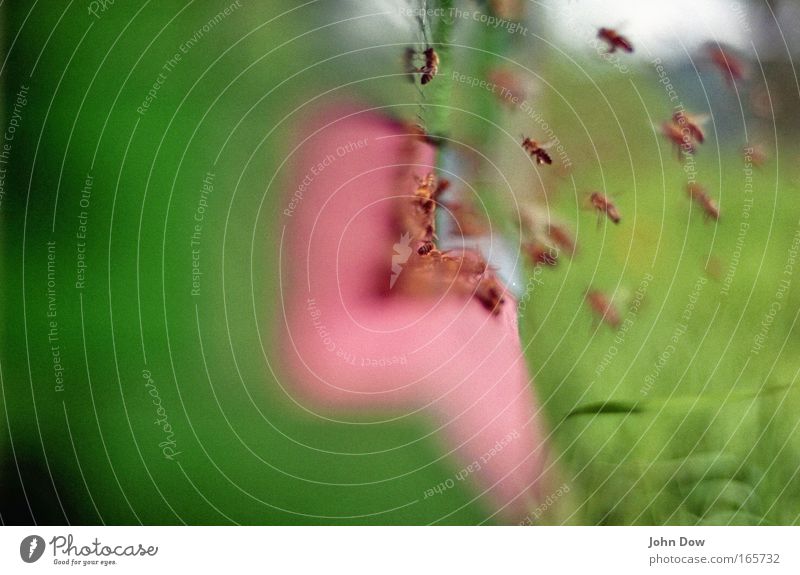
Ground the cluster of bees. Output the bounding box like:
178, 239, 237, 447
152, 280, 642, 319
392, 172, 506, 315
397, 27, 751, 325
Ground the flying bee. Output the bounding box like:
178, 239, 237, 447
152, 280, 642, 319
588, 191, 621, 225
490, 0, 525, 21
487, 67, 530, 107
449, 250, 504, 314
672, 111, 708, 144
585, 289, 621, 329
434, 177, 450, 197
598, 27, 634, 53
705, 255, 723, 282
749, 85, 775, 120
745, 143, 768, 168
660, 120, 696, 158
446, 201, 489, 237
521, 137, 553, 165
458, 250, 490, 277
706, 43, 747, 87
475, 275, 506, 315
687, 183, 720, 221
547, 222, 576, 256
523, 241, 558, 266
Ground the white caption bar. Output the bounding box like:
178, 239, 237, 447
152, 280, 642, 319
1, 526, 798, 574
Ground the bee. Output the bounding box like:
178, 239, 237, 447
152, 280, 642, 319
475, 275, 506, 315
446, 201, 489, 237
547, 222, 576, 256
398, 173, 445, 255
521, 137, 553, 165
523, 241, 558, 266
672, 111, 707, 144
404, 46, 439, 86
420, 47, 439, 85
750, 85, 774, 120
394, 178, 506, 317
745, 143, 768, 168
704, 255, 723, 282
417, 241, 434, 255
490, 0, 525, 21
589, 191, 621, 225
459, 251, 490, 279
598, 27, 633, 53
706, 43, 747, 87
414, 173, 448, 211
585, 289, 621, 329
687, 183, 720, 221
487, 67, 529, 107
660, 120, 696, 158
399, 248, 506, 316
450, 251, 505, 315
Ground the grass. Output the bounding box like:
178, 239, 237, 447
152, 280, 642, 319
2, 0, 799, 525
515, 55, 800, 524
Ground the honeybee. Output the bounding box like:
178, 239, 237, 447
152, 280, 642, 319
661, 120, 696, 157
396, 247, 505, 316
706, 43, 747, 87
394, 176, 506, 317
585, 289, 621, 328
458, 250, 490, 277
420, 47, 439, 85
588, 191, 621, 225
523, 241, 558, 266
487, 67, 529, 107
398, 173, 445, 254
446, 201, 489, 237
404, 47, 440, 86
490, 0, 525, 21
687, 183, 720, 221
449, 251, 505, 315
705, 255, 723, 282
672, 111, 707, 144
417, 240, 435, 255
547, 222, 576, 256
598, 27, 633, 53
745, 143, 768, 168
414, 173, 448, 210
475, 275, 506, 315
521, 137, 553, 165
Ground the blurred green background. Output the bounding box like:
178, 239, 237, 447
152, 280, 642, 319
2, 0, 799, 525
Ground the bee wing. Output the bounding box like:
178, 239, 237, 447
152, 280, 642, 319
579, 191, 597, 211
693, 113, 710, 124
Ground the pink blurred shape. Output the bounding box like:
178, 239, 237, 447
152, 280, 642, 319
280, 106, 549, 522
